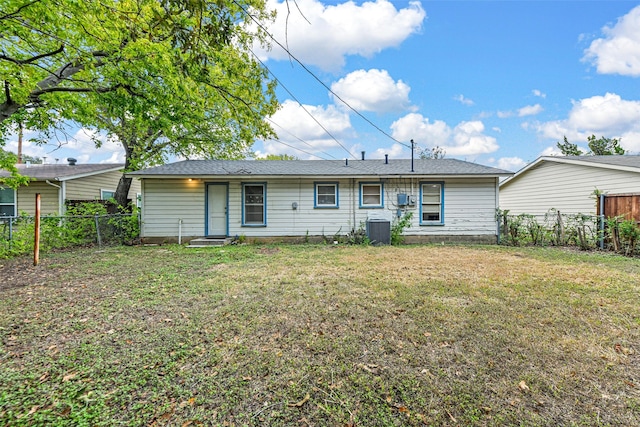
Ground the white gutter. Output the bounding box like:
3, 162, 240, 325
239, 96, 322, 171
45, 180, 64, 215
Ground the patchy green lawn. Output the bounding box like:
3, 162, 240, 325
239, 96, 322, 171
1, 244, 639, 426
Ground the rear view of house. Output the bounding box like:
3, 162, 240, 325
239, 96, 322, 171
128, 158, 512, 244
0, 160, 140, 216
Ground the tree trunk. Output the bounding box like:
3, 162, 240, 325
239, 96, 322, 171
114, 143, 134, 208
114, 174, 133, 208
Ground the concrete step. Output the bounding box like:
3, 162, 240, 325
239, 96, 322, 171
186, 237, 230, 248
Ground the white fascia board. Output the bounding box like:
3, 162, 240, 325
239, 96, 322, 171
56, 166, 124, 181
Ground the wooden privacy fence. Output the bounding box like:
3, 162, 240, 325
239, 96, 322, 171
597, 193, 640, 222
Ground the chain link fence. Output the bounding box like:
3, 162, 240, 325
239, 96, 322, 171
1, 213, 140, 258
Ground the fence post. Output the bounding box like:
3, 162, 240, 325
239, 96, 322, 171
8, 217, 13, 250
599, 193, 605, 250
556, 210, 564, 245
94, 214, 102, 248
34, 193, 41, 266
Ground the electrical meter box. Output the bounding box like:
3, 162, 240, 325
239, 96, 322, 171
397, 193, 408, 206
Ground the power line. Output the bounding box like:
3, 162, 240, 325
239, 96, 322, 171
266, 118, 337, 160
235, 0, 412, 151
251, 51, 353, 159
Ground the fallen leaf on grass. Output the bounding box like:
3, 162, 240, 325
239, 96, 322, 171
395, 405, 409, 413
357, 363, 380, 374
288, 393, 310, 407
446, 410, 457, 423
62, 372, 77, 382
518, 380, 530, 392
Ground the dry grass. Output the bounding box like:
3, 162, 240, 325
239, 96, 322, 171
1, 244, 639, 426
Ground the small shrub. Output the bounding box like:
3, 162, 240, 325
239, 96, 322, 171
391, 212, 413, 246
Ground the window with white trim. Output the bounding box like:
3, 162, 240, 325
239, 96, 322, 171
420, 182, 443, 224
314, 182, 338, 208
242, 183, 266, 226
359, 182, 383, 208
0, 187, 16, 217
101, 189, 116, 200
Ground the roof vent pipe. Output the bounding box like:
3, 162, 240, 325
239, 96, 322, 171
385, 154, 389, 164
67, 157, 77, 166
345, 158, 348, 166
361, 151, 365, 160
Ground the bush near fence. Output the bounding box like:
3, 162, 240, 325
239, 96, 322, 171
497, 209, 640, 257
0, 202, 140, 259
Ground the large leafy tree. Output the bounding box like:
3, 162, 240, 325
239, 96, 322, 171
1, 0, 278, 205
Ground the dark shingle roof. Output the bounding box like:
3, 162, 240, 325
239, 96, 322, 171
128, 159, 512, 178
0, 164, 124, 180
561, 155, 640, 169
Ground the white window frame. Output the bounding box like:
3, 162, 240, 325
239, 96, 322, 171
0, 187, 17, 217
314, 182, 339, 208
242, 183, 267, 226
359, 182, 384, 208
420, 182, 444, 225
100, 189, 116, 200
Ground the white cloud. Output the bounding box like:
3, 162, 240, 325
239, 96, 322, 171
497, 110, 513, 119
371, 143, 406, 159
540, 146, 562, 157
265, 99, 354, 157
583, 5, 640, 76
532, 89, 546, 98
495, 157, 526, 172
2, 127, 125, 164
256, 0, 426, 71
330, 69, 414, 113
498, 104, 543, 119
390, 113, 499, 156
533, 93, 640, 151
518, 104, 543, 117
453, 94, 474, 106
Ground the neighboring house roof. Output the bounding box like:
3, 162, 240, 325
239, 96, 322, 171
500, 155, 640, 188
128, 159, 513, 178
0, 164, 125, 182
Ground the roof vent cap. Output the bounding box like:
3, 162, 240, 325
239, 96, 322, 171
67, 158, 77, 166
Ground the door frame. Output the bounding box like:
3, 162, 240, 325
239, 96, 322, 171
205, 182, 229, 237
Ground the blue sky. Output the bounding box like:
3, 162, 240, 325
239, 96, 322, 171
6, 0, 640, 172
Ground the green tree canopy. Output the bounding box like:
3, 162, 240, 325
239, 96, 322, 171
1, 0, 279, 205
419, 145, 446, 159
587, 134, 625, 155
556, 136, 583, 156
556, 135, 626, 156
258, 153, 298, 160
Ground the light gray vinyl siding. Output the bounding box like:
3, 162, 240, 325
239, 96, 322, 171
140, 176, 499, 238
141, 179, 206, 238
500, 162, 640, 217
17, 182, 60, 215
65, 170, 140, 200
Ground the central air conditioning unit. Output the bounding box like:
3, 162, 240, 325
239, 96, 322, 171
366, 212, 391, 245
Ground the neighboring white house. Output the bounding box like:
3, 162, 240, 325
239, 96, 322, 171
128, 158, 513, 244
499, 155, 640, 217
0, 161, 141, 216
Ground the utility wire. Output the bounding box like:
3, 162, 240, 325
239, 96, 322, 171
251, 51, 350, 160
235, 0, 412, 151
263, 132, 331, 160
266, 118, 337, 160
